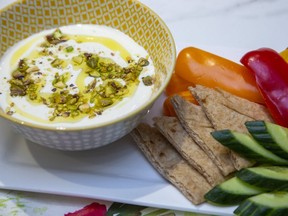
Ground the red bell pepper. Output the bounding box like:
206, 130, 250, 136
241, 48, 288, 127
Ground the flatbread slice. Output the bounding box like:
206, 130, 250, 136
154, 116, 224, 186
171, 95, 235, 176
189, 85, 273, 131
130, 123, 212, 205
190, 85, 272, 170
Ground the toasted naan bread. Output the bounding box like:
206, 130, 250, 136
190, 85, 272, 170
130, 123, 212, 205
171, 95, 235, 176
154, 116, 224, 185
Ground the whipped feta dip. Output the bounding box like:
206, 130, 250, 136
0, 24, 155, 128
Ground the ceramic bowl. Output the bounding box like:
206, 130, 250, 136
0, 0, 176, 150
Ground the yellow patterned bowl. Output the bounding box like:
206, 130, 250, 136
0, 0, 176, 150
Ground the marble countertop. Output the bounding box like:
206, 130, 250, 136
142, 0, 288, 51
0, 0, 288, 215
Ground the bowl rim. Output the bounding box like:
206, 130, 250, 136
0, 0, 176, 131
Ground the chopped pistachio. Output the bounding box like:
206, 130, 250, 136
138, 57, 149, 67
62, 112, 70, 118
142, 76, 153, 86
22, 77, 33, 85
6, 110, 14, 115
87, 70, 100, 77
53, 29, 63, 39
84, 53, 92, 59
88, 112, 97, 119
65, 46, 74, 52
10, 85, 26, 96
100, 98, 113, 107
46, 29, 67, 45
86, 56, 99, 69
71, 110, 80, 117
26, 66, 40, 73
53, 81, 66, 89
72, 55, 84, 64
85, 79, 97, 93
49, 116, 56, 121
105, 85, 115, 97
18, 59, 29, 72
12, 70, 24, 79
78, 103, 91, 113
68, 97, 78, 105
51, 58, 64, 67
67, 104, 78, 111
52, 72, 70, 89
29, 92, 38, 100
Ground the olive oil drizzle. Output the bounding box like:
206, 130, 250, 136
67, 35, 131, 61
10, 36, 42, 68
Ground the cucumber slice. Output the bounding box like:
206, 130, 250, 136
236, 166, 288, 191
246, 121, 288, 159
204, 177, 264, 205
211, 130, 288, 165
234, 192, 288, 216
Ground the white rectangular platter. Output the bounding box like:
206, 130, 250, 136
0, 35, 252, 215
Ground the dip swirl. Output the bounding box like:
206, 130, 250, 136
0, 24, 155, 128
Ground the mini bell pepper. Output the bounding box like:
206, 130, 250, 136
165, 73, 193, 96
163, 90, 198, 116
175, 47, 264, 104
280, 48, 288, 62
241, 48, 288, 127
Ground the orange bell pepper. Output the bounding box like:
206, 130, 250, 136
163, 96, 176, 116
174, 47, 265, 104
163, 90, 198, 116
165, 73, 193, 96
